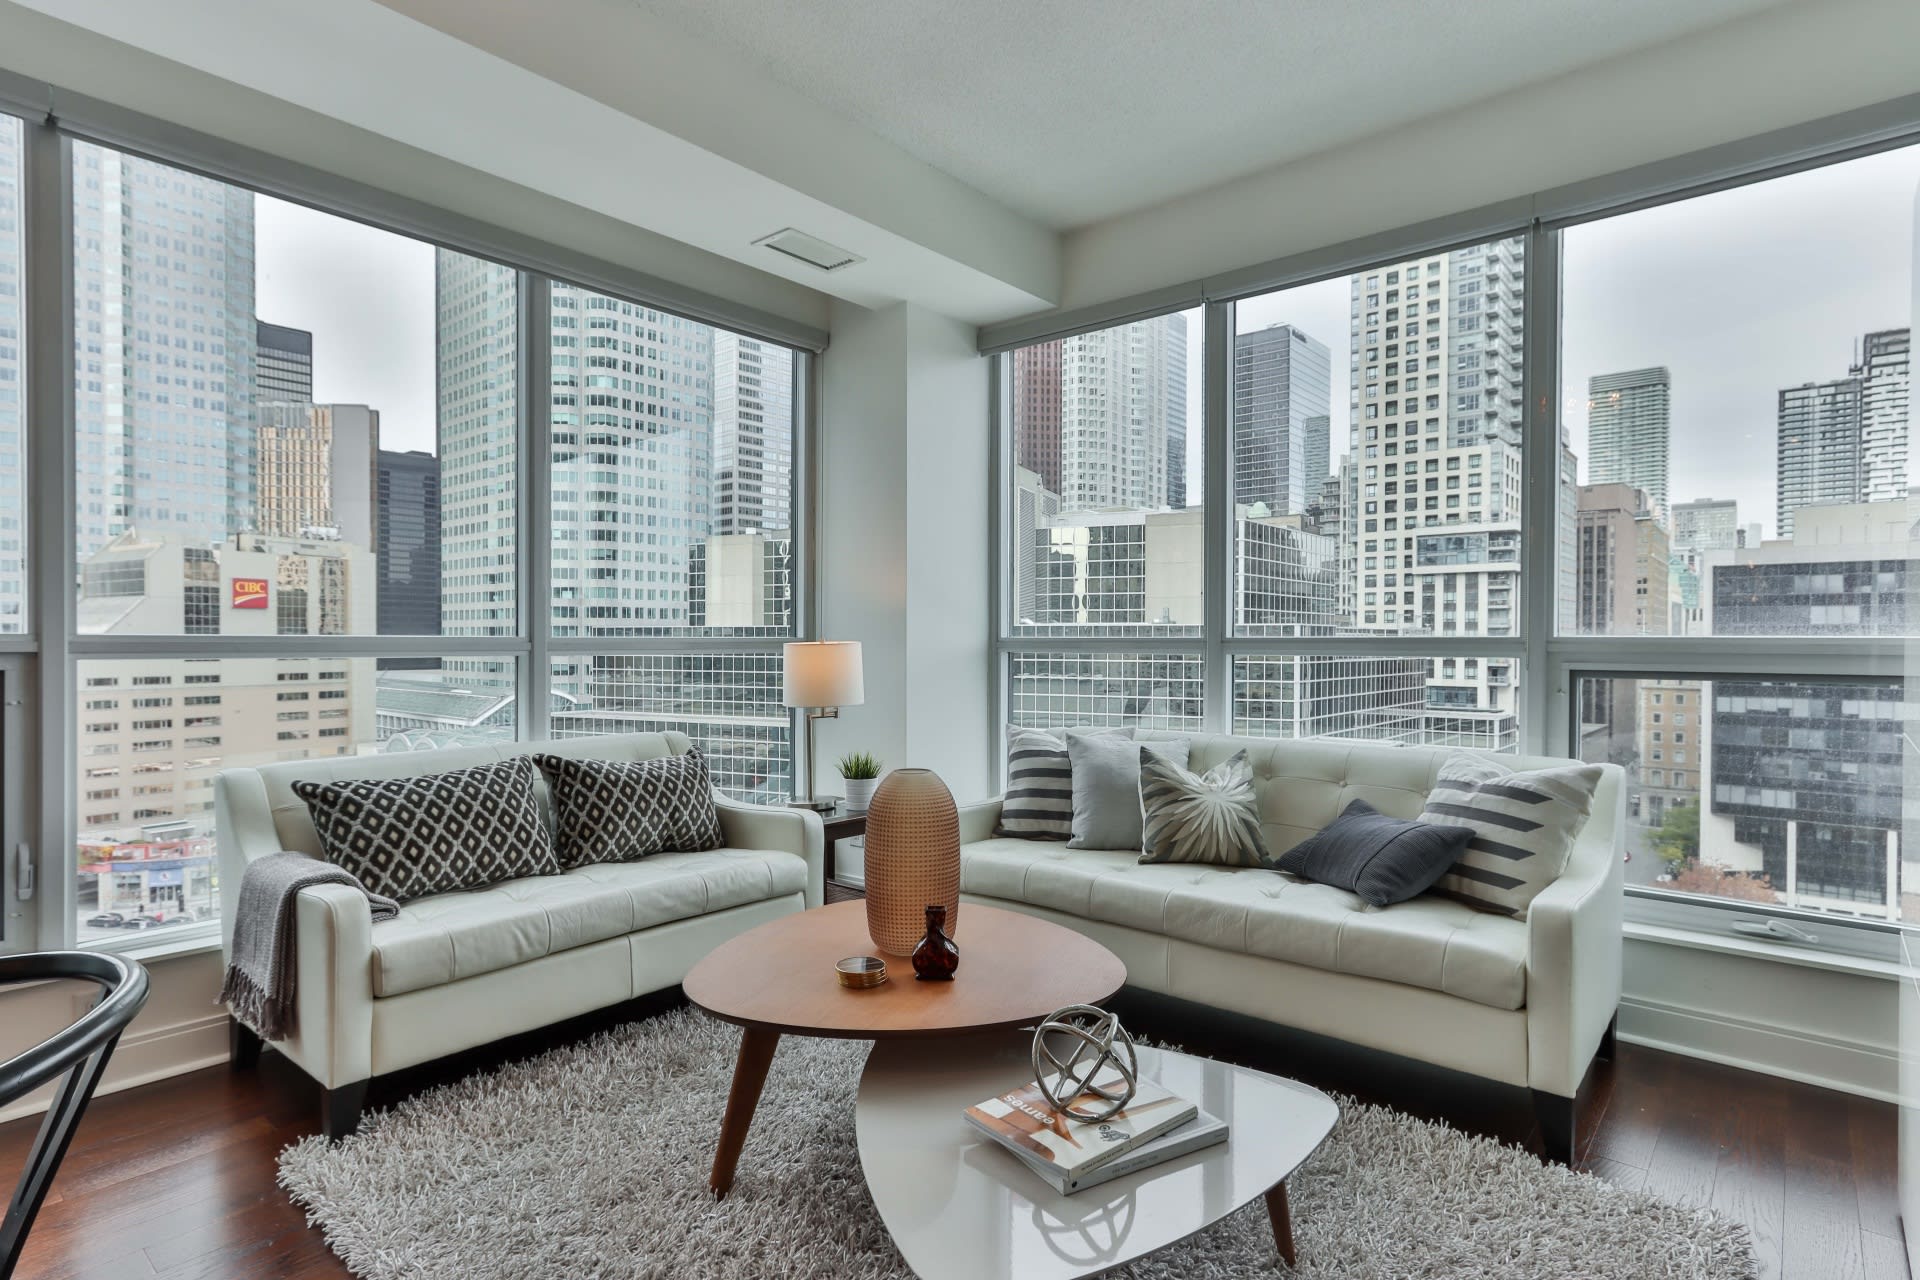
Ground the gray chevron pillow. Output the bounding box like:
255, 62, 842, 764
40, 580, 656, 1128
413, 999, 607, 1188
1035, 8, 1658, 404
1419, 756, 1603, 915
1138, 748, 1271, 867
533, 749, 724, 868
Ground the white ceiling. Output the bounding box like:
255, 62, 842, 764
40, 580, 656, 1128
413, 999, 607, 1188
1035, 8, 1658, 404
625, 0, 1793, 230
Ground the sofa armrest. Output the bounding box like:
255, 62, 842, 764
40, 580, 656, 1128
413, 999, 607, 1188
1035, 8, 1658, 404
263, 882, 375, 1090
959, 796, 1003, 845
1524, 776, 1626, 1098
714, 795, 825, 908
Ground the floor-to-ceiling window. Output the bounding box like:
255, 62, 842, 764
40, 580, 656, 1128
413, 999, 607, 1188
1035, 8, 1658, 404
991, 144, 1917, 957
0, 118, 813, 957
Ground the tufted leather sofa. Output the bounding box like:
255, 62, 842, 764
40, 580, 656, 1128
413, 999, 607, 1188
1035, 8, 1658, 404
216, 731, 822, 1137
957, 731, 1624, 1162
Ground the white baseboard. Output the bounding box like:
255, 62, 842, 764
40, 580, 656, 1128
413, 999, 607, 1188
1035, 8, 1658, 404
0, 1011, 231, 1126
1620, 993, 1897, 1103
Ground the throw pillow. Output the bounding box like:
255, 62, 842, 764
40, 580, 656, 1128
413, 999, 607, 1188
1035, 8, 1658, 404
994, 726, 1133, 840
1418, 756, 1604, 916
532, 749, 724, 868
292, 756, 561, 902
1139, 749, 1270, 867
1065, 731, 1192, 851
1272, 798, 1472, 907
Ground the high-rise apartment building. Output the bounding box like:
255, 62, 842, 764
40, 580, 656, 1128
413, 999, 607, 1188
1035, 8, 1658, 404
376, 449, 441, 642
1777, 377, 1866, 537
256, 320, 314, 402
1345, 239, 1527, 746
73, 143, 258, 560
1232, 324, 1332, 517
433, 254, 520, 642
712, 333, 794, 536
1057, 315, 1187, 512
1856, 328, 1910, 502
1011, 341, 1063, 496
254, 403, 379, 551
1775, 329, 1911, 537
1585, 368, 1671, 517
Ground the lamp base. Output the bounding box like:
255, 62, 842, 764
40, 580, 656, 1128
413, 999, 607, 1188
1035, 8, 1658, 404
789, 798, 841, 813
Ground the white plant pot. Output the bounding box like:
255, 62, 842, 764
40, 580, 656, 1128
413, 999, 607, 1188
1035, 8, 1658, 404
842, 776, 879, 812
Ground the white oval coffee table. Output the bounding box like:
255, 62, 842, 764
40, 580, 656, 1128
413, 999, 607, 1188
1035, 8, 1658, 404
857, 1032, 1339, 1279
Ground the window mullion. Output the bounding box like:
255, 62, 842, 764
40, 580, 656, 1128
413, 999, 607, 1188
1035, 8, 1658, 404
1519, 220, 1560, 756
1202, 300, 1233, 735
521, 273, 551, 745
28, 122, 75, 951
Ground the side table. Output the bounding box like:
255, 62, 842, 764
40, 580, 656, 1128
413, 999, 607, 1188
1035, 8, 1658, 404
814, 804, 867, 898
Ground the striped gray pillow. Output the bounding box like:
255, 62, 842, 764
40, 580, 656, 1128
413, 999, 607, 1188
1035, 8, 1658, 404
1419, 756, 1603, 916
994, 726, 1132, 840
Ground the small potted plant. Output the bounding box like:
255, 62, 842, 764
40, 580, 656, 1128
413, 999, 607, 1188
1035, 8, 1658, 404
837, 751, 883, 812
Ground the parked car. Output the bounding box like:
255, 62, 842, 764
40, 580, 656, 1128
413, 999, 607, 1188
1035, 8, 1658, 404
85, 913, 125, 928
119, 916, 172, 931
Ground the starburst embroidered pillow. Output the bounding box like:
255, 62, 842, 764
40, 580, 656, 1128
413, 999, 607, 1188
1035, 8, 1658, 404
1138, 748, 1271, 867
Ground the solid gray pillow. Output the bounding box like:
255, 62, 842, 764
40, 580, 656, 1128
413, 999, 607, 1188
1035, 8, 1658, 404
1272, 798, 1471, 907
1065, 731, 1191, 850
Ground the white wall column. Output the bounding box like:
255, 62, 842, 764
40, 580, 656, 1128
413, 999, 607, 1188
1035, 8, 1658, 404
817, 300, 991, 804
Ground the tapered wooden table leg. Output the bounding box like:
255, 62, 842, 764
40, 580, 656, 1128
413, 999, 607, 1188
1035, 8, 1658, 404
709, 1027, 780, 1198
1264, 1180, 1296, 1267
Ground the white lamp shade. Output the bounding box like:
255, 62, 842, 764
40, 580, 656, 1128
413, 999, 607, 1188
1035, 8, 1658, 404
783, 640, 865, 708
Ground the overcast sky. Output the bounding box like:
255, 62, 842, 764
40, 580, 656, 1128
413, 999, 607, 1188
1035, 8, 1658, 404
1189, 142, 1920, 538
253, 195, 439, 454
254, 141, 1920, 528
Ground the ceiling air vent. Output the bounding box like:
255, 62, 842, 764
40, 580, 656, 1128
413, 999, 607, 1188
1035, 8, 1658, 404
754, 228, 863, 273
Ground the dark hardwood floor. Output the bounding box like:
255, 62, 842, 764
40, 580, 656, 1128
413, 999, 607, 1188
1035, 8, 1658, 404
1, 981, 1905, 1279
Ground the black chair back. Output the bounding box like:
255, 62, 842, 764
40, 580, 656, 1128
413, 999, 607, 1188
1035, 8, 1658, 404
0, 951, 149, 1279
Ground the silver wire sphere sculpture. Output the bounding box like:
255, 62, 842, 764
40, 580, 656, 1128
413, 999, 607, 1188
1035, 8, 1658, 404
1031, 1004, 1138, 1123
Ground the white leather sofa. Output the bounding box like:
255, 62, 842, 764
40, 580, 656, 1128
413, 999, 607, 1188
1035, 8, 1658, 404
215, 731, 822, 1137
958, 732, 1624, 1162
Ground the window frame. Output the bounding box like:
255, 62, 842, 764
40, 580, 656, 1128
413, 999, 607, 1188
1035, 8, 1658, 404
4, 115, 818, 956
989, 142, 1920, 953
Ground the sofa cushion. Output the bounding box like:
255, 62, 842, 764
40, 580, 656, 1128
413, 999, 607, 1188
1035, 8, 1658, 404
370, 847, 806, 997
1065, 731, 1190, 850
293, 756, 561, 902
533, 749, 724, 868
1420, 756, 1603, 917
961, 838, 1527, 1011
1138, 749, 1270, 868
996, 726, 1131, 841
1274, 798, 1471, 907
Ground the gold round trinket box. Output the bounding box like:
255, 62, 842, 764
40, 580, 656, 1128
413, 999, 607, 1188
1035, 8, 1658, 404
836, 955, 888, 989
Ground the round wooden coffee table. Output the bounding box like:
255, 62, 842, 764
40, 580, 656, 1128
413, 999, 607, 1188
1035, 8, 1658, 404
684, 900, 1126, 1197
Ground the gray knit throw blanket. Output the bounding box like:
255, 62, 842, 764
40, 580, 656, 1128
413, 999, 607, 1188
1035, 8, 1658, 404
219, 851, 400, 1041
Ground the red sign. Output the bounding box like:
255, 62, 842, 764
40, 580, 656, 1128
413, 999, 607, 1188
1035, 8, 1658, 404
231, 578, 269, 609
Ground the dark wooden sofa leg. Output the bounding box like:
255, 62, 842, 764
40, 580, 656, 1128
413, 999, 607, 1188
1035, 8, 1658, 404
228, 1017, 262, 1071
323, 1081, 369, 1140
1595, 1012, 1619, 1063
1532, 1090, 1577, 1165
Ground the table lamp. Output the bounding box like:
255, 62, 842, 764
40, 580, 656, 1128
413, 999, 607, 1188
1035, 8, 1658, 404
783, 640, 864, 811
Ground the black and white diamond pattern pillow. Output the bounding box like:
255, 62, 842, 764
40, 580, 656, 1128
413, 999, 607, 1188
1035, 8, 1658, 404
533, 749, 724, 869
292, 757, 562, 902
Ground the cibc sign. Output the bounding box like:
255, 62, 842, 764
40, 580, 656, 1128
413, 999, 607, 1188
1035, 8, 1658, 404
231, 578, 269, 609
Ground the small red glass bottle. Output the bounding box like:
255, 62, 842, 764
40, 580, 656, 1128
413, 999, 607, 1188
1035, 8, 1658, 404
911, 904, 959, 981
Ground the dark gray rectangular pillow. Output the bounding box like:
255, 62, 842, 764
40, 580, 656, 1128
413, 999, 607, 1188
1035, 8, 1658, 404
533, 749, 724, 868
1271, 798, 1471, 908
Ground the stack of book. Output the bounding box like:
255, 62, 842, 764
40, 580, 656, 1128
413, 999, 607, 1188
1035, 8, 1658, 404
963, 1071, 1227, 1195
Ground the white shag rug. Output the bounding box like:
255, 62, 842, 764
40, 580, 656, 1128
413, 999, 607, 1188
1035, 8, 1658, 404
279, 1007, 1755, 1279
